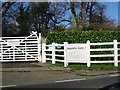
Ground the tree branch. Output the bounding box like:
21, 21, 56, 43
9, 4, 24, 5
2, 2, 16, 17
51, 18, 71, 24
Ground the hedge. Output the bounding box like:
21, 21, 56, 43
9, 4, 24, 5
46, 30, 120, 61
46, 30, 120, 44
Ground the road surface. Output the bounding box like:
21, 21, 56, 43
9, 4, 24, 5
2, 74, 120, 90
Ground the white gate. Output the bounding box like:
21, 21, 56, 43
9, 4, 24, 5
0, 31, 41, 62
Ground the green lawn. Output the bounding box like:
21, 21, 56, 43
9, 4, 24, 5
46, 61, 120, 71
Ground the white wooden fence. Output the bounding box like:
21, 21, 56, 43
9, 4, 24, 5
42, 40, 120, 67
0, 31, 41, 62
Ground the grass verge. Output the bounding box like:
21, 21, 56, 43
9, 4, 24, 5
46, 61, 120, 71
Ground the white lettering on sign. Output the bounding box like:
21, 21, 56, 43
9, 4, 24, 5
67, 44, 88, 63
7, 39, 20, 46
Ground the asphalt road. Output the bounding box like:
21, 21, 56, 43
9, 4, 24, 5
3, 75, 120, 90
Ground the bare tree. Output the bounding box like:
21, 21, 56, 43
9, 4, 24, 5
69, 1, 116, 30
50, 2, 71, 30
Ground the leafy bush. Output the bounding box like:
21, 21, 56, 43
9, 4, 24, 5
46, 30, 120, 44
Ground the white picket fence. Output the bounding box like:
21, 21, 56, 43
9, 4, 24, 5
42, 40, 120, 67
0, 31, 41, 62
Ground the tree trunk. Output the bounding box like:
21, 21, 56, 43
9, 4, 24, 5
70, 1, 78, 29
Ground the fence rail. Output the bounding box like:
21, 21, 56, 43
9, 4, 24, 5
42, 40, 120, 67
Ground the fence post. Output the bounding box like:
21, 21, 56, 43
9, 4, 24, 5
1, 43, 3, 61
87, 40, 91, 67
114, 40, 118, 67
52, 43, 56, 64
64, 42, 68, 67
38, 33, 41, 62
42, 43, 46, 63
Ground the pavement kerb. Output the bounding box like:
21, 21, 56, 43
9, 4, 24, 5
1, 67, 120, 77
0, 67, 69, 72
74, 71, 120, 76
